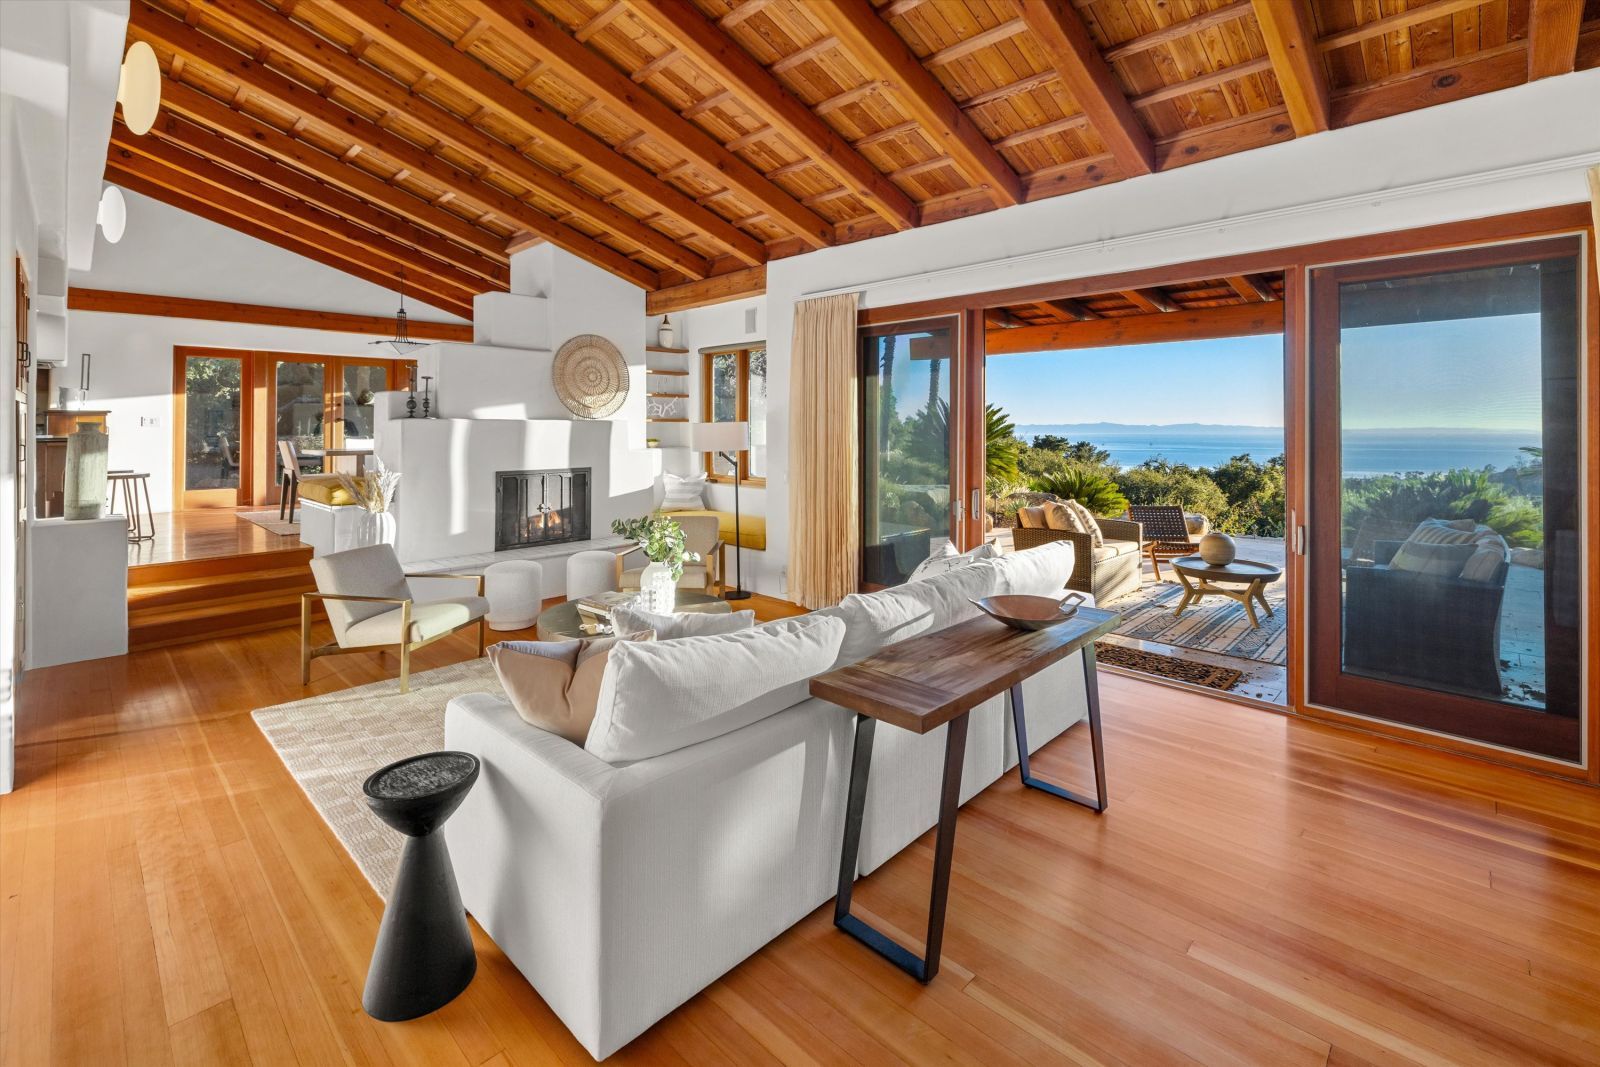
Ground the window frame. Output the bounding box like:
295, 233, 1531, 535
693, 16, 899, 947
700, 342, 767, 486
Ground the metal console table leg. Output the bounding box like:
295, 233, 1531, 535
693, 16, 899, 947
834, 711, 970, 983
1008, 645, 1107, 812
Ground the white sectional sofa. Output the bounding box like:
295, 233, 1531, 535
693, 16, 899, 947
443, 541, 1091, 1060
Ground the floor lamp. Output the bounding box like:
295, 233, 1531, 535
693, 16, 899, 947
690, 420, 751, 601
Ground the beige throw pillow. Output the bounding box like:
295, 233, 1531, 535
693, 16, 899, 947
488, 632, 652, 743
1016, 505, 1046, 529
1062, 499, 1104, 548
1040, 501, 1080, 533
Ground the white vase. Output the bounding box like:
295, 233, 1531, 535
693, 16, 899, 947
353, 510, 398, 549
63, 421, 108, 520
657, 317, 675, 347
639, 560, 677, 614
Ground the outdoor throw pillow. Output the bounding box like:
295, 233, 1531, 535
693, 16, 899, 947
1390, 540, 1476, 578
489, 632, 653, 744
1063, 499, 1105, 548
1041, 501, 1083, 534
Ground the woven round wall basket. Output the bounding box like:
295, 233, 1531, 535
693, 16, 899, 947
552, 333, 629, 419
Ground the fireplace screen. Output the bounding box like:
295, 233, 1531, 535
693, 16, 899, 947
495, 468, 591, 551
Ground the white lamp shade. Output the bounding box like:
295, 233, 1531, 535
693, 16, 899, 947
690, 420, 749, 453
97, 186, 127, 244
117, 41, 161, 136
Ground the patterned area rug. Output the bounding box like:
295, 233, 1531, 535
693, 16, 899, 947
252, 659, 498, 898
1095, 642, 1243, 691
1105, 578, 1287, 665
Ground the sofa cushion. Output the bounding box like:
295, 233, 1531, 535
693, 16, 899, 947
610, 604, 754, 639
989, 541, 1077, 597
907, 540, 999, 583
1063, 500, 1105, 548
1407, 518, 1480, 545
1016, 505, 1046, 529
660, 471, 707, 511
343, 595, 489, 646
818, 560, 1000, 668
1041, 501, 1081, 533
297, 474, 358, 506
1390, 540, 1475, 577
310, 543, 412, 639
585, 613, 845, 763
489, 633, 652, 744
1093, 541, 1137, 561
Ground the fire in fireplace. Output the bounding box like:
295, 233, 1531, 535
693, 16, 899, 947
495, 468, 591, 551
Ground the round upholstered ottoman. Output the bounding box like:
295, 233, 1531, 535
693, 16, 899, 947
566, 549, 622, 600
484, 560, 543, 631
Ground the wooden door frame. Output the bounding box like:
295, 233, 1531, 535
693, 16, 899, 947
1305, 235, 1586, 765
856, 203, 1598, 783
172, 346, 255, 509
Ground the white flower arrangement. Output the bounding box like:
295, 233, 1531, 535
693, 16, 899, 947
337, 456, 401, 514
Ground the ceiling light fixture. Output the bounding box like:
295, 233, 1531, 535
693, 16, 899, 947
97, 185, 127, 244
372, 269, 429, 357
117, 41, 162, 135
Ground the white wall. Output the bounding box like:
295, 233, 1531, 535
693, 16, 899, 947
759, 72, 1600, 606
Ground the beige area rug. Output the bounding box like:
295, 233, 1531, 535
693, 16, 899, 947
251, 658, 499, 898
239, 509, 300, 535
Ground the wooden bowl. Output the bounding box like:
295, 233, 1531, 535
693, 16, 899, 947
969, 593, 1085, 632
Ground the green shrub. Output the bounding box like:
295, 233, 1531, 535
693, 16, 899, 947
1115, 460, 1228, 518
1030, 468, 1129, 517
1341, 468, 1543, 548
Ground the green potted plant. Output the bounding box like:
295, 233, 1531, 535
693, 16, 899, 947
612, 513, 700, 613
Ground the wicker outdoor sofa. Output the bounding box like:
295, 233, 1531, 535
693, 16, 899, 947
1012, 513, 1144, 603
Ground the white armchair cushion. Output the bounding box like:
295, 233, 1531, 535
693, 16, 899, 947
610, 604, 753, 639
585, 614, 845, 763
342, 595, 489, 646
309, 543, 411, 640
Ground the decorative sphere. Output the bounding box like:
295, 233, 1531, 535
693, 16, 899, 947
1199, 531, 1237, 566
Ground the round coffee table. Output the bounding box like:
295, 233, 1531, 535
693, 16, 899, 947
536, 590, 732, 640
1170, 557, 1282, 630
361, 751, 480, 1021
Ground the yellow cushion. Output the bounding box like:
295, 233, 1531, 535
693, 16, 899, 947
297, 475, 358, 507
666, 509, 766, 551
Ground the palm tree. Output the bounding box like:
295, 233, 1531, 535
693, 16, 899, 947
1032, 468, 1130, 516
985, 404, 1020, 483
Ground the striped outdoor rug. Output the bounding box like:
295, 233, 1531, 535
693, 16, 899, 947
1105, 578, 1287, 665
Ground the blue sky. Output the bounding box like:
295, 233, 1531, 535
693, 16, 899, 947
986, 334, 1286, 427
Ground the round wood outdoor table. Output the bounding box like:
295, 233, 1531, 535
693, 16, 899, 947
1170, 557, 1282, 630
536, 591, 732, 640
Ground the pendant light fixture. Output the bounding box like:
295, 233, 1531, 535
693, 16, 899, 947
117, 41, 162, 135
372, 269, 429, 357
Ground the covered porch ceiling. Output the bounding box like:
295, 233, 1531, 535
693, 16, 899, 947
107, 1, 1600, 316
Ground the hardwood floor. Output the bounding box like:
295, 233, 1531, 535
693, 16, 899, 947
4, 600, 1599, 1065
127, 509, 301, 568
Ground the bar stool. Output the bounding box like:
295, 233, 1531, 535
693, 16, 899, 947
107, 471, 156, 543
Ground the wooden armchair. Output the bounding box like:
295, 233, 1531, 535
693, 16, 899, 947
301, 544, 489, 692
620, 513, 725, 594
1125, 505, 1200, 581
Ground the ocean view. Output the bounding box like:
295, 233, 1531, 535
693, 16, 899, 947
1017, 424, 1541, 477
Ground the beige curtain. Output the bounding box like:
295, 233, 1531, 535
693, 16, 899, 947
787, 292, 860, 609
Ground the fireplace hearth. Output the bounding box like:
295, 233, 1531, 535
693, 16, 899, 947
495, 468, 591, 551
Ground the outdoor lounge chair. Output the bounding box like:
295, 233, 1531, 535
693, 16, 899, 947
1126, 505, 1200, 581
1012, 509, 1143, 603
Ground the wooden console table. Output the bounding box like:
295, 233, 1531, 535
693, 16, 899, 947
809, 606, 1120, 982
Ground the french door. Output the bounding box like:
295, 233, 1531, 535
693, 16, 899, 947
859, 315, 981, 588
1306, 237, 1586, 762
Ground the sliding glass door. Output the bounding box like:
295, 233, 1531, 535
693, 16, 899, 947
1307, 237, 1585, 761
859, 317, 962, 587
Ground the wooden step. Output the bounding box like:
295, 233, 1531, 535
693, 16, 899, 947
129, 545, 313, 587
128, 564, 316, 609
128, 597, 306, 651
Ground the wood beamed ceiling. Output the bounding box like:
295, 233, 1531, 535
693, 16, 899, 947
109, 0, 1600, 314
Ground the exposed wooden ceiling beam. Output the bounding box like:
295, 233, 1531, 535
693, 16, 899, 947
1014, 0, 1155, 177
645, 265, 766, 315
109, 121, 488, 302
197, 0, 711, 280
1527, 0, 1584, 80
156, 78, 507, 267
330, 0, 767, 267
628, 0, 919, 233
68, 287, 472, 340
130, 3, 659, 289
459, 0, 834, 250
984, 307, 1026, 328
1225, 275, 1278, 303
808, 0, 1023, 206
1250, 0, 1330, 136
1045, 297, 1099, 320
985, 301, 1282, 354
145, 110, 507, 289
1120, 288, 1177, 314
105, 159, 476, 319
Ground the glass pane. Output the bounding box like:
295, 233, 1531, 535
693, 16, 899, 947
183, 356, 242, 492
861, 325, 953, 586
708, 352, 738, 477
747, 348, 767, 478
1336, 256, 1581, 727
341, 364, 388, 444
276, 361, 326, 481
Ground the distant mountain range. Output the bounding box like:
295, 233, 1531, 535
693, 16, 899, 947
1016, 422, 1281, 437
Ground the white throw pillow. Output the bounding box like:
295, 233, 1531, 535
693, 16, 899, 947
817, 559, 1000, 668
907, 540, 999, 583
660, 471, 707, 511
610, 604, 754, 639
989, 540, 1076, 597
585, 613, 846, 763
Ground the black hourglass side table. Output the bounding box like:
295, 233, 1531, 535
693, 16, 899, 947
361, 751, 480, 1021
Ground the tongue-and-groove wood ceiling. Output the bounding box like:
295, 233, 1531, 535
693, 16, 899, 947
109, 0, 1600, 318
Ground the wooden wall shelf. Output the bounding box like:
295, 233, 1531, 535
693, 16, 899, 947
646, 345, 689, 354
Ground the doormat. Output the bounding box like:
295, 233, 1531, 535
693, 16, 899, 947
239, 510, 300, 536
1094, 642, 1243, 691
